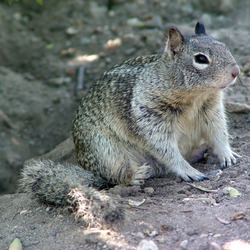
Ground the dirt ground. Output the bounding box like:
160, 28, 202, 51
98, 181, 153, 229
0, 0, 250, 249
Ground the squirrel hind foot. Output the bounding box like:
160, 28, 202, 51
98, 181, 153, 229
130, 163, 151, 186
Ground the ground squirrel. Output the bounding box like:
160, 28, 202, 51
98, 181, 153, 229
20, 22, 240, 226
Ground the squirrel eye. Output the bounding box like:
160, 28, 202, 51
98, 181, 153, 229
194, 54, 209, 64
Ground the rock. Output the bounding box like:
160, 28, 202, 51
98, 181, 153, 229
127, 18, 144, 28
65, 26, 78, 36
134, 232, 145, 239
144, 187, 154, 194
180, 239, 188, 249
137, 239, 158, 250
149, 230, 158, 237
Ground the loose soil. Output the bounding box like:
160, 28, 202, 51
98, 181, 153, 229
0, 1, 250, 249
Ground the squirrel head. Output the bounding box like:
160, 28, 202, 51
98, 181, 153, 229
163, 22, 240, 90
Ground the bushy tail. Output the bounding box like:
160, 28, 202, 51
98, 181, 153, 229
19, 159, 124, 227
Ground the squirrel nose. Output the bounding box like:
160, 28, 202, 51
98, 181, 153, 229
231, 64, 240, 78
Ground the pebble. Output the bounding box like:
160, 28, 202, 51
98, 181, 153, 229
66, 27, 78, 35
134, 232, 145, 239
137, 239, 159, 250
45, 206, 52, 212
19, 210, 29, 215
103, 38, 122, 50
144, 187, 154, 194
149, 230, 158, 237
213, 233, 222, 238
207, 169, 223, 176
179, 239, 188, 249
127, 18, 144, 27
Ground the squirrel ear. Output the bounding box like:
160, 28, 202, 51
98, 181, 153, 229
195, 22, 206, 35
165, 27, 184, 57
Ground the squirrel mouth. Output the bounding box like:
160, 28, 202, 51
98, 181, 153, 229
218, 64, 240, 89
219, 76, 238, 89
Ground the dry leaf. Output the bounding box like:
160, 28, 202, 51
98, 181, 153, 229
227, 187, 241, 197
9, 238, 22, 250
231, 212, 246, 221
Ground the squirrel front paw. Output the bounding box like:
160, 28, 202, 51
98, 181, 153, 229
173, 162, 209, 182
216, 150, 241, 168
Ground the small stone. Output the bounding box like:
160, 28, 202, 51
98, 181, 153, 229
144, 187, 154, 194
149, 230, 158, 237
134, 232, 145, 239
66, 27, 78, 35
213, 233, 221, 238
45, 206, 52, 212
207, 169, 223, 176
19, 210, 29, 215
103, 38, 122, 50
127, 18, 144, 27
137, 239, 158, 250
180, 239, 188, 249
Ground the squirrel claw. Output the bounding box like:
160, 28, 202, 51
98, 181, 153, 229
184, 174, 209, 183
131, 164, 151, 186
217, 149, 241, 169
219, 151, 240, 169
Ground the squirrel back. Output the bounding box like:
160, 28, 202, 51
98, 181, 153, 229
20, 22, 240, 227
